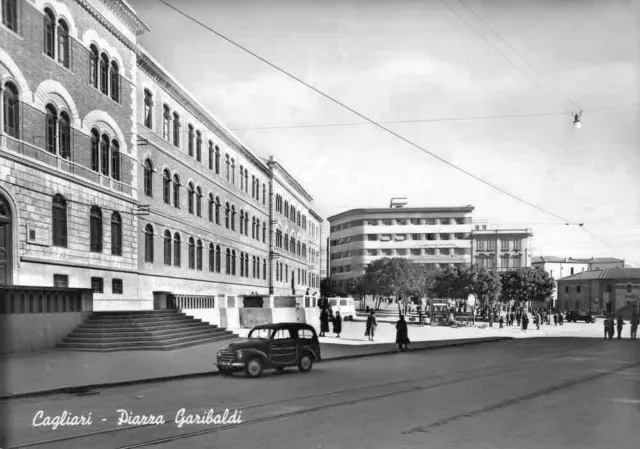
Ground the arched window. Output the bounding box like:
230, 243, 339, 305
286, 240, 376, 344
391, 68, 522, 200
252, 256, 256, 278
44, 8, 55, 58
164, 230, 172, 265
215, 145, 220, 174
187, 125, 194, 157
263, 223, 266, 243
58, 111, 70, 159
208, 194, 214, 222
225, 249, 231, 275
209, 243, 215, 272
90, 206, 103, 252
110, 61, 120, 102
185, 237, 194, 269
239, 210, 245, 234
144, 224, 154, 263
90, 128, 99, 171
196, 131, 202, 162
224, 154, 230, 181
143, 159, 153, 197
3, 82, 20, 139
173, 174, 180, 208
240, 253, 245, 277
231, 158, 235, 184
2, 0, 18, 32
290, 236, 295, 253
172, 112, 180, 147
144, 89, 153, 128
244, 214, 249, 236
163, 169, 171, 204
251, 175, 255, 198
263, 259, 266, 280
276, 229, 282, 248
290, 206, 295, 221
215, 245, 221, 273
231, 250, 236, 276
196, 239, 203, 270
251, 217, 256, 239
208, 141, 214, 170
111, 212, 122, 256
45, 104, 57, 154
263, 185, 266, 205
256, 179, 260, 202
99, 53, 109, 95
284, 201, 289, 218
187, 182, 195, 214
577, 285, 581, 294
245, 254, 249, 278
297, 211, 301, 226
215, 196, 220, 225
231, 205, 236, 231
284, 233, 289, 251
162, 105, 171, 140
100, 134, 109, 176
196, 187, 202, 217
111, 139, 120, 181
239, 166, 244, 190
225, 202, 230, 228
52, 194, 67, 247
173, 232, 181, 266
57, 19, 70, 67
244, 171, 248, 194
90, 45, 99, 88
297, 241, 301, 256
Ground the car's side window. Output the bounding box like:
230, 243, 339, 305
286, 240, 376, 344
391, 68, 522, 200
299, 329, 314, 340
272, 329, 293, 340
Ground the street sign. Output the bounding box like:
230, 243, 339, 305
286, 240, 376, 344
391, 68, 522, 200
467, 294, 476, 308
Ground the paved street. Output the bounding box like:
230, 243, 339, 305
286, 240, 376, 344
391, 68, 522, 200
4, 337, 639, 449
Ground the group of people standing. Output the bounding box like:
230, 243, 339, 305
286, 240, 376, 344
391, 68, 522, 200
319, 307, 342, 338
603, 313, 639, 340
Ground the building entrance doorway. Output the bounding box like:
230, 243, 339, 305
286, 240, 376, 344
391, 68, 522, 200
0, 193, 13, 285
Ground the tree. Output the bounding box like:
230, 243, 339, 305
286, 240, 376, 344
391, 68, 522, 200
500, 268, 554, 310
346, 276, 367, 308
432, 265, 501, 313
364, 258, 394, 310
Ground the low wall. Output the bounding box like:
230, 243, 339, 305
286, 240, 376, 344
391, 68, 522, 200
272, 308, 298, 324
239, 309, 272, 328
0, 312, 91, 354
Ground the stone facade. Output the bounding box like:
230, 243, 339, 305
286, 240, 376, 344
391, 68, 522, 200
0, 0, 323, 311
469, 228, 533, 272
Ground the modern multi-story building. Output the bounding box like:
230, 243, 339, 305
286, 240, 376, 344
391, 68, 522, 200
532, 256, 625, 304
327, 204, 474, 294
469, 228, 533, 271
0, 0, 322, 309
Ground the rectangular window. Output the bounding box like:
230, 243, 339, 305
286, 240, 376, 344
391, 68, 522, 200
501, 240, 510, 251
513, 239, 522, 250
112, 278, 123, 294
91, 277, 104, 293
53, 274, 69, 288
487, 240, 496, 251
477, 240, 485, 251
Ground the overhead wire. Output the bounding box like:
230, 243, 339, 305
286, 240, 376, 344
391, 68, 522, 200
154, 0, 617, 251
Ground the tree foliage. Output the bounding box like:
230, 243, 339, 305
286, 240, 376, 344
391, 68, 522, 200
432, 265, 501, 307
500, 267, 555, 305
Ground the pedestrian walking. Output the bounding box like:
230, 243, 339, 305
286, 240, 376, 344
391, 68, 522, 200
516, 311, 522, 327
522, 313, 529, 332
616, 315, 625, 339
499, 315, 504, 329
365, 310, 377, 341
333, 311, 342, 338
607, 316, 615, 340
510, 311, 515, 327
396, 314, 410, 351
558, 313, 564, 326
534, 313, 540, 330
553, 314, 558, 326
603, 316, 611, 340
630, 313, 638, 339
319, 307, 330, 337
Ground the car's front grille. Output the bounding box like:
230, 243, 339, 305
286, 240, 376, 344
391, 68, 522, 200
217, 349, 235, 364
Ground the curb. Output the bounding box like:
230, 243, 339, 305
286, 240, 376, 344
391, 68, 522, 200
1, 336, 511, 400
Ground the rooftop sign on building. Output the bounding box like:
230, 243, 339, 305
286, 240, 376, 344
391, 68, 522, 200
389, 197, 408, 208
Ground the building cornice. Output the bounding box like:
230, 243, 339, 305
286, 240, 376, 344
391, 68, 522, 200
309, 209, 323, 223
136, 49, 271, 177
267, 158, 314, 202
75, 0, 141, 52
327, 206, 475, 222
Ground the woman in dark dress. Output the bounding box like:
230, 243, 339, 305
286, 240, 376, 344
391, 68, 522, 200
320, 308, 330, 337
333, 311, 342, 338
396, 314, 410, 351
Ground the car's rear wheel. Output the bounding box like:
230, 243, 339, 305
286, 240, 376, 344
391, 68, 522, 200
298, 353, 313, 373
245, 358, 263, 378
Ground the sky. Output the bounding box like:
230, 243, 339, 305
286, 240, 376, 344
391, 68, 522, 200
129, 0, 640, 266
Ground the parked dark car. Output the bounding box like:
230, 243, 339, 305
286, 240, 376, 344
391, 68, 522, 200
216, 323, 321, 378
565, 310, 596, 323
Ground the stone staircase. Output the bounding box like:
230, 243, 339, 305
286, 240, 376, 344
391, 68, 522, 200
57, 310, 238, 352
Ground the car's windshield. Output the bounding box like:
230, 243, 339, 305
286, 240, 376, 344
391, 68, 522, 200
248, 328, 272, 339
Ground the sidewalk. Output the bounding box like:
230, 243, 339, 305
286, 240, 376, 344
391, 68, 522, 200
0, 321, 602, 399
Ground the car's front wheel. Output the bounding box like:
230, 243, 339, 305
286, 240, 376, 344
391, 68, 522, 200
245, 358, 263, 378
298, 353, 313, 373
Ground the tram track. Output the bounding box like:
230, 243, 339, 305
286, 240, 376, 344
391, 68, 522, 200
9, 343, 583, 449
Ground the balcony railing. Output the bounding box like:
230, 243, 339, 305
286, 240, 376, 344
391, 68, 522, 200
0, 287, 93, 314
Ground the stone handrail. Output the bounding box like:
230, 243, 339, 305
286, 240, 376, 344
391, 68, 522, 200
0, 287, 93, 314
167, 294, 216, 310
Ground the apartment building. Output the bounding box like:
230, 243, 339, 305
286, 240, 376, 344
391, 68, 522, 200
327, 205, 474, 293
469, 228, 533, 271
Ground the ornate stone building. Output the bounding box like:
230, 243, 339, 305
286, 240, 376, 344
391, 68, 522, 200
0, 0, 322, 311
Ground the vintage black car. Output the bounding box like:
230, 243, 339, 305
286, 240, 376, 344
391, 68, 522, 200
565, 310, 596, 323
216, 323, 321, 378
